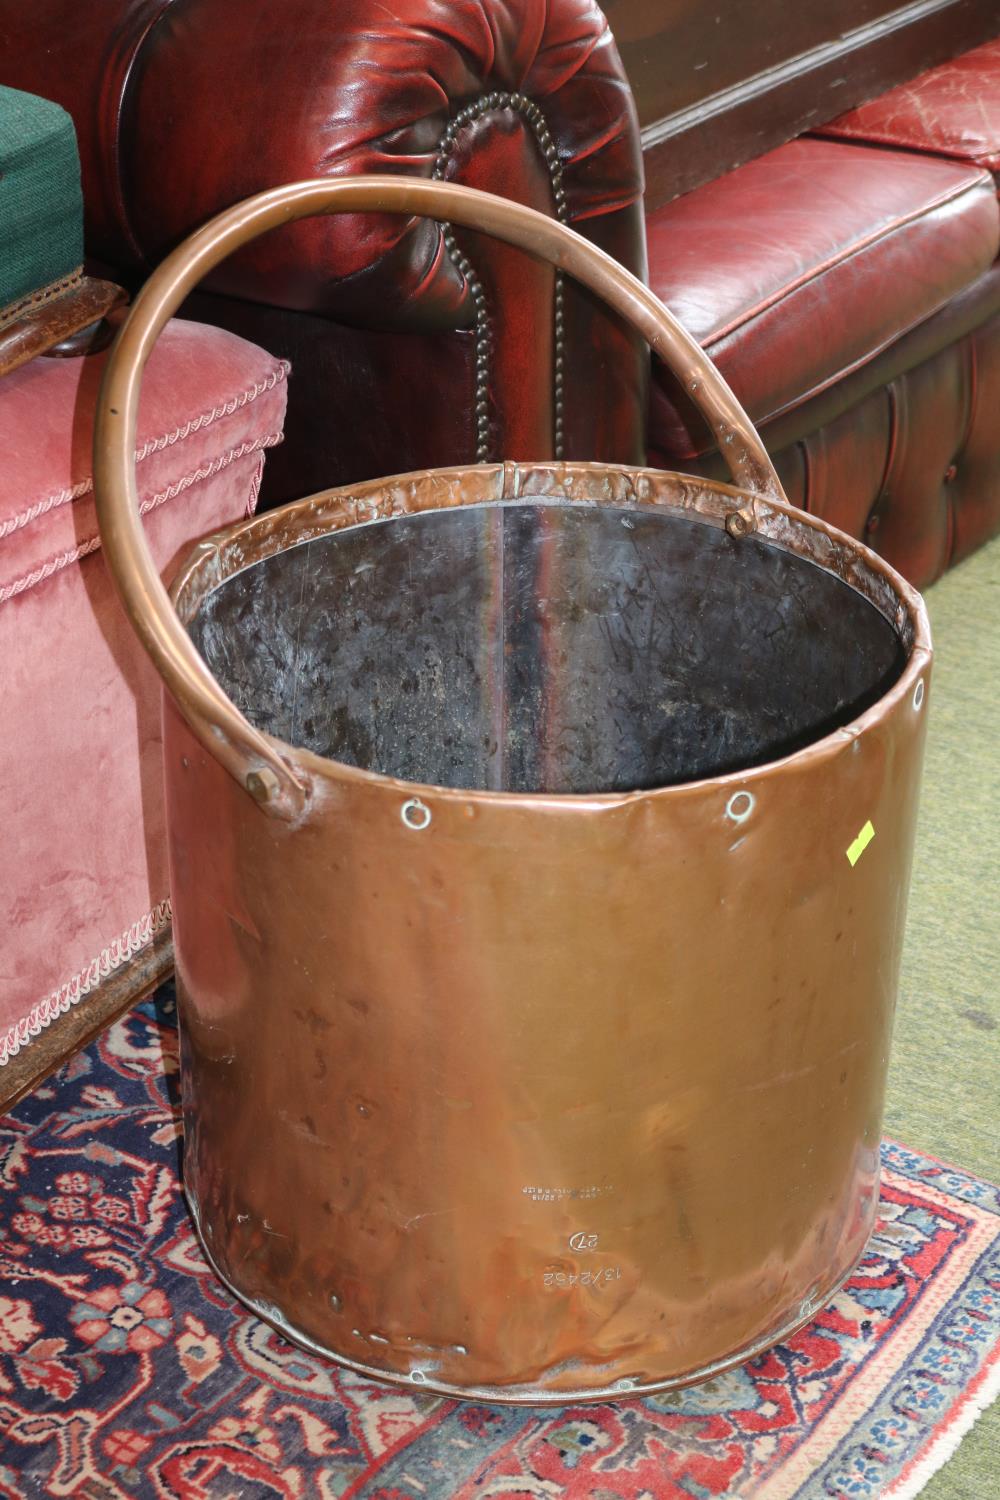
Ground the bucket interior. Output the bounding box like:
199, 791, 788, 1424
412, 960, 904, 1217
186, 499, 908, 794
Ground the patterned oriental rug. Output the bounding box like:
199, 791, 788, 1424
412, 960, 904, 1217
1, 989, 997, 1500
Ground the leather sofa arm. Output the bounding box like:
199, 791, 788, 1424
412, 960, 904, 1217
2, 0, 648, 468
0, 0, 644, 330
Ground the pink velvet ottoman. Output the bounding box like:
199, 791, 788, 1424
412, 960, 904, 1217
0, 320, 287, 1104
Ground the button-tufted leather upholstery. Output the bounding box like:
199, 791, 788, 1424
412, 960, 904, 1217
788, 36, 1000, 584
772, 310, 1000, 585
0, 0, 648, 471
674, 262, 1000, 586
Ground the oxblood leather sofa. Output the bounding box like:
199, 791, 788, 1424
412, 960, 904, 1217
3, 3, 1000, 595
647, 132, 1000, 586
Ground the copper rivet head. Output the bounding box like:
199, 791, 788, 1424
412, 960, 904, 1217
725, 507, 754, 538
246, 767, 280, 805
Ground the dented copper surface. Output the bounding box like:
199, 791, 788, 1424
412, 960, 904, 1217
93, 179, 932, 1402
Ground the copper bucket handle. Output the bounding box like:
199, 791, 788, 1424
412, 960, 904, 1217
94, 176, 786, 819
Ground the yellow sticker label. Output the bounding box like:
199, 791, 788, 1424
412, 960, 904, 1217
846, 820, 875, 867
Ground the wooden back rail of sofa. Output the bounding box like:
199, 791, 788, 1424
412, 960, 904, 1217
605, 0, 1000, 207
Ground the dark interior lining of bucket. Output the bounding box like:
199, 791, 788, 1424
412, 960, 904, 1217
186, 500, 908, 794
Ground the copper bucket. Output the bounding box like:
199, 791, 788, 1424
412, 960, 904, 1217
94, 178, 931, 1403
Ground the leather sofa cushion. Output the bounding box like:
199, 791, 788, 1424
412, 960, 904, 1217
646, 137, 999, 462
0, 320, 287, 600
821, 39, 1000, 182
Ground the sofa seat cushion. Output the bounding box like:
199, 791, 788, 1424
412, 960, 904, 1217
646, 138, 999, 462
821, 39, 1000, 183
0, 319, 288, 600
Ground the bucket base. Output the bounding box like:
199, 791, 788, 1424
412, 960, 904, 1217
185, 1186, 871, 1407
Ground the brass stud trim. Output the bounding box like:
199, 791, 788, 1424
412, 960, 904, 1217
431, 93, 569, 463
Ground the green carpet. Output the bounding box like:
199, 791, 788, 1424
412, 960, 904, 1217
883, 534, 1000, 1498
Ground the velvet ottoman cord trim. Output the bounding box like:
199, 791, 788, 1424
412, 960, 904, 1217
0, 359, 288, 543
245, 448, 266, 515
0, 431, 283, 605
0, 900, 171, 1066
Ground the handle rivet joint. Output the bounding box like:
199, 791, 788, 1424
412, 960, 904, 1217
246, 767, 280, 805
725, 507, 755, 539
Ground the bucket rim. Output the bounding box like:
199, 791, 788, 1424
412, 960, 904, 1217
170, 460, 932, 811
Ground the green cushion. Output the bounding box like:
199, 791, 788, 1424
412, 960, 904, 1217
0, 85, 83, 319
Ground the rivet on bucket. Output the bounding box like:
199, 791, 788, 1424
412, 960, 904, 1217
401, 797, 432, 830
726, 790, 755, 824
